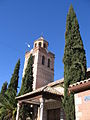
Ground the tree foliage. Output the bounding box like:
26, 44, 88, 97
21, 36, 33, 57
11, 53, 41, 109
7, 59, 20, 95
0, 81, 8, 95
63, 5, 87, 120
0, 89, 17, 120
0, 59, 20, 120
19, 54, 33, 119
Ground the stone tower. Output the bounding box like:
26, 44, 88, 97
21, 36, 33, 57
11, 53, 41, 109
23, 36, 55, 90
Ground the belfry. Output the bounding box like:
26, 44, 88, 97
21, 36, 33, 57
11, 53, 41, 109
23, 36, 55, 90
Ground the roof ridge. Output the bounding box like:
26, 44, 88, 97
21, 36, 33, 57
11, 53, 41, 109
69, 78, 90, 87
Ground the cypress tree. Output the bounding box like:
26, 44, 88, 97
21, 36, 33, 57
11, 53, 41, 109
19, 54, 33, 119
0, 81, 8, 95
0, 59, 20, 119
63, 5, 87, 120
7, 59, 20, 95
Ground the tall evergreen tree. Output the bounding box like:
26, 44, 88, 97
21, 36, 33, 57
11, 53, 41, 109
0, 59, 20, 120
63, 5, 87, 120
19, 54, 33, 120
7, 59, 20, 95
0, 81, 8, 95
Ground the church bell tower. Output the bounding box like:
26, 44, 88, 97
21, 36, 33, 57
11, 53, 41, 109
23, 36, 55, 90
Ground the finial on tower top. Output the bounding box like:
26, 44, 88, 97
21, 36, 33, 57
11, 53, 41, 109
38, 32, 44, 40
41, 32, 44, 37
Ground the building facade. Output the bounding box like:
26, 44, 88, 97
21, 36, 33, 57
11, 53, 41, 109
16, 37, 90, 120
16, 79, 65, 120
16, 37, 65, 120
23, 36, 55, 90
69, 79, 90, 120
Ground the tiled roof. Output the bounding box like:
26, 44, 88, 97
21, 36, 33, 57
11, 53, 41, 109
69, 78, 90, 88
43, 86, 63, 96
16, 85, 63, 100
16, 86, 45, 100
34, 36, 48, 44
69, 78, 90, 93
47, 78, 64, 87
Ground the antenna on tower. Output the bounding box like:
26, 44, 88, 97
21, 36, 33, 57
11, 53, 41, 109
41, 32, 44, 37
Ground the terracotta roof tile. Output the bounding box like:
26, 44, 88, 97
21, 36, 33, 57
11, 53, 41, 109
16, 86, 62, 100
16, 79, 64, 100
69, 78, 90, 88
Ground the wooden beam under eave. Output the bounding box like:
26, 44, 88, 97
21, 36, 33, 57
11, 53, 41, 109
42, 92, 62, 101
21, 100, 40, 105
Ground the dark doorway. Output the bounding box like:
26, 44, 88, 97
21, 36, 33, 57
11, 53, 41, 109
47, 108, 60, 120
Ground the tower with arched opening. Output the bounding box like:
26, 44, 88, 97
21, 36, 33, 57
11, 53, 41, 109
23, 36, 55, 90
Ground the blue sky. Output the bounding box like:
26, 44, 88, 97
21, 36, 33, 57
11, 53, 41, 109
0, 0, 90, 91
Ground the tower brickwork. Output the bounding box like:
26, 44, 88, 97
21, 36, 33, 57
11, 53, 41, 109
22, 37, 55, 90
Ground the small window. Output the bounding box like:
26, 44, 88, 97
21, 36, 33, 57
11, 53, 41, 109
44, 43, 46, 48
48, 59, 50, 68
39, 42, 41, 47
42, 56, 45, 65
35, 43, 37, 47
